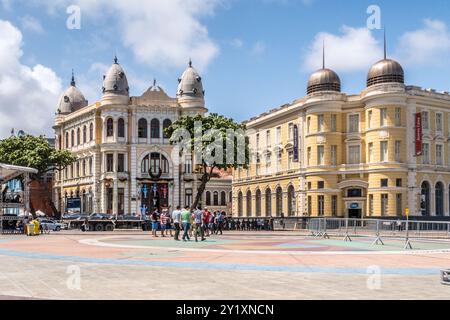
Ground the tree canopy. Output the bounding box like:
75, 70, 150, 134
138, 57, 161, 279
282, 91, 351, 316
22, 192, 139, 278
0, 135, 76, 179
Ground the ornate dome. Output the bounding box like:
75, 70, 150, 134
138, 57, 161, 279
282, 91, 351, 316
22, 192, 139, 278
307, 68, 341, 95
177, 60, 204, 98
102, 57, 129, 96
57, 73, 88, 114
367, 58, 404, 87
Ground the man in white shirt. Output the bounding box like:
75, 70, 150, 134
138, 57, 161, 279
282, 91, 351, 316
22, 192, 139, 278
172, 206, 182, 241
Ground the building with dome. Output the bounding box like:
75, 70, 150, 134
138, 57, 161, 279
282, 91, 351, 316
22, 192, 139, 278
232, 47, 450, 219
53, 58, 231, 216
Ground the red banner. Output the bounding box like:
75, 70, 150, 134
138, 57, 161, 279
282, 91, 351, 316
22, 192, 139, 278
415, 113, 423, 156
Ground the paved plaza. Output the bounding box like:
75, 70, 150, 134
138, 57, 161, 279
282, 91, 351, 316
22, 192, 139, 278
0, 231, 449, 300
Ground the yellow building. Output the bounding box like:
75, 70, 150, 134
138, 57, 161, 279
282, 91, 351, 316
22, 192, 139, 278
233, 54, 450, 219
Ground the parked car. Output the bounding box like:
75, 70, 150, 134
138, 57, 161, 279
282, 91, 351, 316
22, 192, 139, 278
38, 219, 67, 232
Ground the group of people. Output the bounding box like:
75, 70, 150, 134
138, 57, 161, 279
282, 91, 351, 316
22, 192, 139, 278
149, 206, 227, 242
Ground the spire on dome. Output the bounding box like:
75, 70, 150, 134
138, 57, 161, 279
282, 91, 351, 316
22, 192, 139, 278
71, 69, 76, 87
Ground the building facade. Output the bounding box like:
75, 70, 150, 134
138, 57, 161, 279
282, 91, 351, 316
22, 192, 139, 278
53, 59, 231, 216
233, 55, 450, 219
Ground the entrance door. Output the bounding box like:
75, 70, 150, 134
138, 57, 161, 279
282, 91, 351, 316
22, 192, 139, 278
141, 183, 169, 215
348, 209, 362, 219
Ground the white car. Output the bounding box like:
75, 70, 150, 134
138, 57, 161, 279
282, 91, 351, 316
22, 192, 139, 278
39, 219, 67, 232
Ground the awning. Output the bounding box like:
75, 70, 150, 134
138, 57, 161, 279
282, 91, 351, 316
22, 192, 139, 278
0, 163, 38, 182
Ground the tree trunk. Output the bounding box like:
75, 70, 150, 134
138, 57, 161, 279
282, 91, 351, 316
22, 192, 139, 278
191, 166, 215, 211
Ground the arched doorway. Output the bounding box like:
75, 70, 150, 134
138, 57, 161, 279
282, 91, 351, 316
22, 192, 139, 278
435, 182, 444, 216
265, 188, 272, 217
287, 185, 296, 216
421, 181, 430, 216
238, 192, 243, 217
255, 189, 262, 217
246, 190, 252, 217
276, 187, 283, 217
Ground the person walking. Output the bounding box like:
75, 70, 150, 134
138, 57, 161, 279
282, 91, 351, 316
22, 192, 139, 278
203, 207, 211, 237
193, 206, 206, 242
181, 206, 191, 242
216, 211, 224, 235
160, 210, 168, 237
172, 206, 182, 241
151, 208, 160, 238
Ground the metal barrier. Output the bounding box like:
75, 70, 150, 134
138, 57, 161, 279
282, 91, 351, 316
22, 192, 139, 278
307, 218, 450, 242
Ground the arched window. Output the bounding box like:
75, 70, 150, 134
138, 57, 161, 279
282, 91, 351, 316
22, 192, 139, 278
213, 191, 219, 206
89, 123, 94, 141
65, 132, 69, 148
421, 181, 430, 216
118, 118, 125, 138
138, 119, 147, 138
246, 190, 252, 217
106, 118, 114, 137
141, 153, 169, 174
206, 191, 211, 206
220, 191, 226, 206
255, 189, 262, 217
77, 128, 80, 145
265, 189, 272, 216
82, 160, 86, 176
163, 119, 172, 139
71, 130, 75, 147
436, 182, 444, 216
83, 126, 87, 144
288, 185, 296, 216
151, 119, 160, 139
89, 158, 93, 175
276, 187, 283, 217
238, 192, 243, 217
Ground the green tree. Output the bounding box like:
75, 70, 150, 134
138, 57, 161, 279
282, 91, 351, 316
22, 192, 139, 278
165, 113, 250, 210
0, 135, 76, 215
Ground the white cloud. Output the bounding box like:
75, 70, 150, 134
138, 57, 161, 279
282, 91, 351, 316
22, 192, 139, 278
31, 0, 221, 72
20, 15, 44, 34
0, 20, 62, 138
303, 26, 383, 73
396, 19, 450, 66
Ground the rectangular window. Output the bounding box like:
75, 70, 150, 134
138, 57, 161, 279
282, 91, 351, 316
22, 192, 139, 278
256, 154, 261, 176
185, 189, 193, 207
331, 145, 337, 166
318, 181, 324, 189
288, 124, 293, 141
381, 194, 389, 216
307, 196, 312, 216
423, 143, 430, 164
118, 188, 125, 215
266, 154, 271, 174
348, 145, 360, 164
184, 155, 192, 174
276, 127, 281, 145
436, 113, 443, 132
266, 130, 271, 148
436, 144, 443, 165
395, 141, 401, 162
277, 150, 282, 172
332, 195, 338, 217
396, 179, 402, 187
331, 114, 337, 132
368, 143, 373, 163
369, 194, 374, 216
307, 182, 312, 190
380, 141, 388, 162
367, 111, 372, 129
349, 114, 359, 133
422, 111, 429, 130
307, 117, 311, 134
256, 133, 260, 150
396, 194, 402, 217
318, 115, 324, 132
318, 196, 325, 216
107, 188, 113, 213
307, 147, 311, 166
117, 154, 125, 173
106, 154, 114, 172
380, 108, 387, 127
395, 108, 401, 127
317, 146, 324, 165
288, 151, 294, 170
381, 179, 388, 188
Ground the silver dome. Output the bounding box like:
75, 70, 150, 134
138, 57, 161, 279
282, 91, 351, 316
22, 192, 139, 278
57, 75, 88, 114
177, 60, 204, 98
367, 59, 404, 87
307, 68, 341, 95
102, 57, 129, 95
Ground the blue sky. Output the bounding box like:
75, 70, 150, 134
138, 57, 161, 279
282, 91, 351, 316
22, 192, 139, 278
1, 0, 450, 137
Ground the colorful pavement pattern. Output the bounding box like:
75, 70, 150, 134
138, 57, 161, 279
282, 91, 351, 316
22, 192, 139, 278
0, 231, 450, 299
